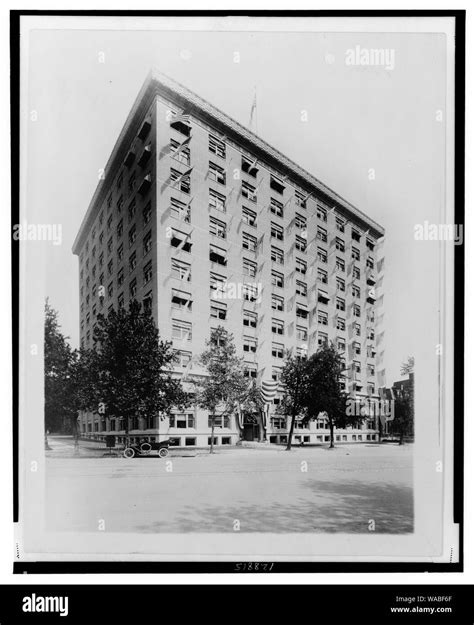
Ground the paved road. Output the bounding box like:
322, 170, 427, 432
46, 442, 413, 534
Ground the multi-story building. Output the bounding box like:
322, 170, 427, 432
72, 69, 385, 448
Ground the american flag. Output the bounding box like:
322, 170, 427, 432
259, 379, 279, 404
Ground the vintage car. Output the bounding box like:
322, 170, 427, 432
123, 438, 171, 458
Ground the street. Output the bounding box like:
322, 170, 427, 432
45, 438, 413, 534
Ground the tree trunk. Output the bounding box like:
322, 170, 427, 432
286, 410, 297, 451
258, 409, 265, 442
210, 412, 215, 454
329, 419, 335, 448
399, 429, 404, 445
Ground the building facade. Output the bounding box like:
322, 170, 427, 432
72, 70, 385, 448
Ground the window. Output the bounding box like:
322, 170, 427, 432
353, 341, 361, 355
129, 251, 137, 272
295, 235, 307, 252
170, 114, 191, 137
107, 215, 113, 232
170, 168, 191, 194
295, 190, 307, 208
170, 229, 192, 253
318, 332, 328, 346
336, 257, 345, 272
271, 417, 286, 429
118, 293, 125, 309
352, 246, 360, 261
99, 231, 104, 245
318, 311, 328, 326
143, 201, 152, 225
367, 238, 375, 251
243, 310, 257, 328
272, 343, 284, 358
117, 195, 124, 213
317, 247, 327, 263
185, 437, 196, 446
296, 326, 308, 341
210, 272, 226, 296
172, 289, 192, 311
244, 363, 257, 379
243, 284, 259, 302
270, 223, 284, 242
117, 268, 124, 287
317, 268, 327, 284
272, 318, 284, 335
296, 280, 307, 297
242, 232, 257, 252
352, 228, 361, 242
295, 258, 307, 275
129, 278, 137, 298
143, 231, 152, 255
170, 138, 190, 166
336, 277, 345, 292
271, 246, 284, 265
336, 317, 346, 331
336, 297, 345, 311
210, 300, 227, 320
107, 282, 113, 298
209, 134, 226, 158
336, 216, 345, 232
354, 361, 361, 374
209, 244, 227, 266
367, 256, 375, 269
175, 351, 192, 367
270, 198, 283, 217
209, 216, 227, 239
272, 294, 284, 311
353, 304, 361, 317
317, 205, 327, 222
243, 336, 257, 353
129, 225, 137, 247
353, 265, 361, 280
128, 171, 136, 193
368, 328, 375, 341
367, 345, 376, 358
209, 188, 226, 212
271, 270, 284, 288
238, 154, 259, 177
143, 261, 153, 285
99, 252, 104, 268
317, 226, 327, 243
169, 413, 195, 429
242, 180, 257, 202
209, 161, 226, 185
295, 213, 307, 230
209, 415, 230, 429
335, 237, 345, 252
368, 364, 375, 377
352, 285, 360, 298
172, 319, 192, 341
355, 323, 361, 336
243, 258, 257, 277
242, 206, 257, 227
270, 175, 285, 194
170, 197, 190, 222
107, 259, 113, 276
117, 172, 123, 190
337, 337, 346, 351
171, 258, 191, 281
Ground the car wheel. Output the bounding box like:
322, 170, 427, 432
123, 447, 135, 459
158, 447, 169, 458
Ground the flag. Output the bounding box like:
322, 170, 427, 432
259, 379, 279, 404
249, 88, 257, 133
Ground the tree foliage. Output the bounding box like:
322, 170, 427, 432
44, 299, 75, 432
88, 300, 188, 426
197, 326, 248, 452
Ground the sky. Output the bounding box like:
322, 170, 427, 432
24, 20, 448, 385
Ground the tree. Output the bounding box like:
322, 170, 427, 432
44, 299, 75, 433
400, 356, 415, 376
303, 343, 354, 449
197, 327, 248, 453
277, 352, 310, 451
90, 300, 188, 434
394, 357, 415, 445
